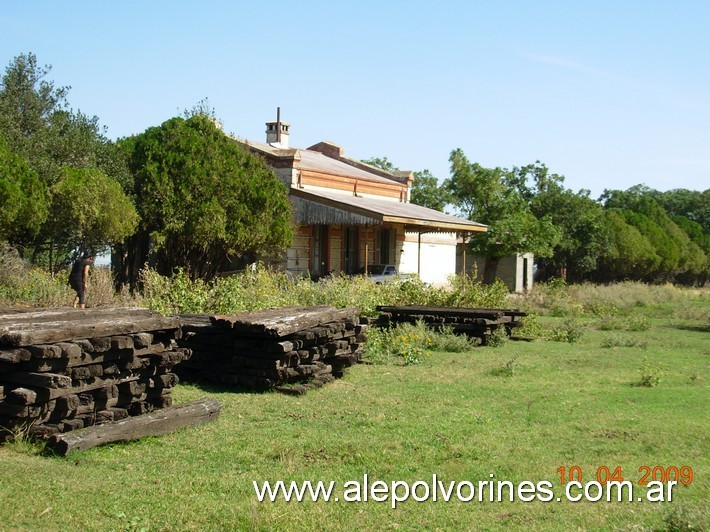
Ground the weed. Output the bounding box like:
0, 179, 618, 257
550, 317, 585, 343
1, 422, 45, 455
596, 315, 622, 331
140, 265, 510, 316
486, 326, 508, 347
626, 314, 650, 331
429, 325, 477, 352
514, 313, 546, 339
662, 504, 708, 531
637, 357, 663, 387
363, 321, 477, 365
600, 334, 648, 349
491, 357, 517, 377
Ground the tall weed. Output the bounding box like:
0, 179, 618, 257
139, 266, 509, 316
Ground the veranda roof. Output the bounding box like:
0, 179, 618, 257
290, 187, 487, 234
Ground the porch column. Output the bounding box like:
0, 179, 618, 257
417, 231, 422, 277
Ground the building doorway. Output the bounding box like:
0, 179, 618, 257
311, 225, 329, 276
344, 226, 359, 274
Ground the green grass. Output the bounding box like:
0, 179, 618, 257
0, 297, 708, 530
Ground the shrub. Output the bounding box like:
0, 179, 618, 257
637, 357, 663, 387
626, 314, 650, 331
138, 266, 509, 316
429, 325, 477, 352
549, 317, 585, 343
600, 334, 648, 349
486, 326, 508, 347
363, 321, 477, 365
513, 313, 546, 340
491, 357, 517, 377
363, 322, 432, 366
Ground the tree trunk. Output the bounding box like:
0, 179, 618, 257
49, 240, 54, 278
483, 256, 500, 284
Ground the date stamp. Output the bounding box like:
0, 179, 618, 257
557, 465, 694, 486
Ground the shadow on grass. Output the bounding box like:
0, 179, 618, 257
175, 377, 271, 395
673, 323, 710, 333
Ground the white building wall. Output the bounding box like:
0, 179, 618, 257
400, 232, 457, 285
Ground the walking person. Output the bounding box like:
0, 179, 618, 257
69, 253, 93, 309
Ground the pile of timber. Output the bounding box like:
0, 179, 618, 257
178, 306, 367, 395
0, 307, 189, 440
375, 305, 527, 345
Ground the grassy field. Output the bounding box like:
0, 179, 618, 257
0, 289, 707, 530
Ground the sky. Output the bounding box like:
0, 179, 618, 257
2, 0, 709, 198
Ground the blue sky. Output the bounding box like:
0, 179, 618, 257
2, 0, 708, 198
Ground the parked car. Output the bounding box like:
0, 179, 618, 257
362, 264, 399, 284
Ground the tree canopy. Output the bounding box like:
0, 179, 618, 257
0, 53, 134, 267
446, 149, 561, 282
49, 167, 138, 254
362, 149, 708, 285
121, 115, 293, 280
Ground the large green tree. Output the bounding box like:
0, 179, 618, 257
121, 115, 293, 281
0, 53, 134, 267
446, 149, 561, 283
510, 161, 608, 281
49, 167, 138, 260
598, 210, 660, 281
410, 169, 452, 212
601, 188, 707, 281
0, 135, 49, 243
361, 157, 452, 211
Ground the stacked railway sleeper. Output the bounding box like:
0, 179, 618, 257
375, 305, 527, 345
0, 307, 189, 440
179, 306, 368, 395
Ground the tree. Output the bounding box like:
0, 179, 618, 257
0, 135, 49, 243
604, 189, 707, 281
121, 115, 293, 281
598, 210, 660, 281
0, 53, 133, 266
446, 149, 561, 283
49, 167, 138, 262
410, 169, 452, 212
654, 188, 710, 233
361, 156, 398, 173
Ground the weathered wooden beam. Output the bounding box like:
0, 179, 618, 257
211, 306, 360, 338
0, 307, 155, 325
45, 397, 222, 456
0, 315, 180, 347
375, 305, 527, 318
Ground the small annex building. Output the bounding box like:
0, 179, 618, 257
234, 115, 486, 284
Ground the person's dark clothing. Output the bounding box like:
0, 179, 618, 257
69, 258, 91, 305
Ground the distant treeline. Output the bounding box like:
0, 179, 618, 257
367, 154, 709, 286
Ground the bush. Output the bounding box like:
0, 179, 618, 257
0, 267, 72, 308
637, 357, 663, 387
429, 325, 477, 352
364, 322, 432, 366
600, 334, 648, 349
363, 321, 477, 365
549, 317, 585, 343
513, 280, 690, 317
486, 326, 508, 347
139, 266, 509, 316
513, 313, 546, 340
490, 357, 517, 377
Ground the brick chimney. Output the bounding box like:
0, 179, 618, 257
265, 107, 290, 148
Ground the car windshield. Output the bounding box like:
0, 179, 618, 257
368, 265, 386, 274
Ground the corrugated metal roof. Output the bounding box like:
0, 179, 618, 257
242, 139, 403, 186
297, 150, 400, 185
290, 187, 487, 233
